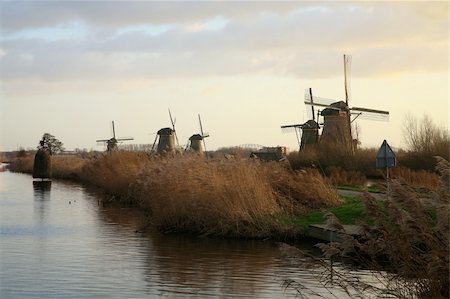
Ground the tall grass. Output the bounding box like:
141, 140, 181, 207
391, 166, 440, 192
287, 146, 377, 186
128, 156, 340, 237
132, 157, 283, 237
319, 157, 449, 298
81, 151, 149, 197
9, 152, 339, 238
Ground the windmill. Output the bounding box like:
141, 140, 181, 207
186, 114, 210, 155
96, 121, 134, 152
304, 54, 389, 150
150, 109, 179, 155
281, 88, 320, 150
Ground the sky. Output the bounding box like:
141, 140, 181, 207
0, 1, 448, 152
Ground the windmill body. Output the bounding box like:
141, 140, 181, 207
156, 127, 175, 154
188, 134, 204, 154
319, 101, 352, 149
96, 121, 134, 153
281, 88, 320, 150
187, 114, 209, 156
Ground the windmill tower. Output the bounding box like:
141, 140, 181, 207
96, 121, 134, 152
304, 54, 389, 151
281, 88, 320, 150
187, 114, 210, 155
150, 109, 179, 155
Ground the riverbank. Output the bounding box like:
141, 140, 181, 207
9, 152, 343, 239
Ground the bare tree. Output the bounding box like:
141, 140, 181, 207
402, 114, 449, 158
37, 133, 65, 155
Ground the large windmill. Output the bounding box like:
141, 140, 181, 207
304, 54, 389, 150
186, 114, 210, 155
96, 121, 134, 152
281, 88, 320, 150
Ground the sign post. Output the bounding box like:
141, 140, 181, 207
376, 140, 396, 199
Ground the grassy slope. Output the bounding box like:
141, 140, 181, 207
284, 195, 369, 230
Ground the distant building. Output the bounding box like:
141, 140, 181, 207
250, 146, 287, 162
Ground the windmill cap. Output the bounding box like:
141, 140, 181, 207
157, 127, 174, 135
189, 134, 203, 140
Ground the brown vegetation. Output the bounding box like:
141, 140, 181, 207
8, 152, 339, 238
131, 156, 340, 237
391, 166, 440, 192
401, 114, 449, 171
287, 146, 377, 186
81, 151, 149, 197
319, 157, 449, 298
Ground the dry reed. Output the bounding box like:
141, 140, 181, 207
132, 156, 283, 237
81, 151, 149, 197
8, 152, 340, 238
318, 157, 449, 298
391, 166, 440, 192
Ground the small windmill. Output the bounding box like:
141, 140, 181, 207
150, 109, 180, 155
186, 114, 210, 155
281, 88, 320, 150
304, 54, 389, 149
96, 121, 134, 152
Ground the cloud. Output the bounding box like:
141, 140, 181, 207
0, 1, 447, 86
0, 1, 302, 30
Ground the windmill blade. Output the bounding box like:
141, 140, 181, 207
309, 88, 315, 122
343, 54, 352, 105
117, 137, 134, 141
281, 124, 304, 134
111, 121, 116, 139
350, 106, 389, 115
281, 124, 304, 129
150, 134, 158, 153
198, 114, 204, 136
168, 109, 175, 129
350, 107, 390, 121
304, 94, 340, 108
168, 109, 180, 147
198, 114, 208, 154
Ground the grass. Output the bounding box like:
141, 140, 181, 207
288, 195, 369, 230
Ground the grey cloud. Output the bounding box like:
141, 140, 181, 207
0, 1, 302, 30
0, 2, 447, 83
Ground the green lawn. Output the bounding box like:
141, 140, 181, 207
289, 195, 370, 230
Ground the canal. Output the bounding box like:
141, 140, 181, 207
1, 170, 379, 298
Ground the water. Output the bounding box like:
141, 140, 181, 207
0, 170, 382, 298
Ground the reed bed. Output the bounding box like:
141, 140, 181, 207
132, 157, 284, 237
128, 155, 339, 237
81, 151, 149, 197
319, 157, 449, 298
391, 166, 440, 192
8, 152, 339, 237
8, 155, 34, 173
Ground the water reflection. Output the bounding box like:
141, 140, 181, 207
146, 234, 287, 297
33, 180, 52, 201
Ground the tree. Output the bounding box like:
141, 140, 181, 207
37, 133, 65, 155
403, 114, 449, 157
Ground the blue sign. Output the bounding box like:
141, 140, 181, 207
376, 140, 396, 168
